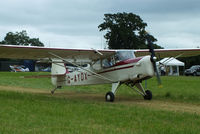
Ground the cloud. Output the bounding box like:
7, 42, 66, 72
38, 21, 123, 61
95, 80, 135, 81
0, 0, 200, 49
159, 33, 200, 48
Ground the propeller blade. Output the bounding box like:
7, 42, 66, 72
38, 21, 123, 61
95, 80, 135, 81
145, 33, 162, 87
152, 59, 162, 86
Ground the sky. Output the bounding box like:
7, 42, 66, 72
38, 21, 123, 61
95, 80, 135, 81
0, 0, 200, 49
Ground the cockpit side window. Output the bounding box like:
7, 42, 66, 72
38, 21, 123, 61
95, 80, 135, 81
92, 60, 102, 70
102, 57, 115, 68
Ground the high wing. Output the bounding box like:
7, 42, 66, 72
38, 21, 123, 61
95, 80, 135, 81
0, 45, 116, 63
134, 48, 200, 58
1, 45, 200, 62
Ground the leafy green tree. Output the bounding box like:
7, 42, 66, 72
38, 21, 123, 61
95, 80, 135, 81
0, 30, 44, 47
28, 38, 44, 47
98, 12, 162, 49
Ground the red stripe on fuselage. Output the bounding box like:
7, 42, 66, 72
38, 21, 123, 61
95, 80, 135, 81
97, 65, 134, 74
114, 57, 143, 66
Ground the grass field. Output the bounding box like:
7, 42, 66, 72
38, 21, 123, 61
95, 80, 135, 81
0, 72, 200, 134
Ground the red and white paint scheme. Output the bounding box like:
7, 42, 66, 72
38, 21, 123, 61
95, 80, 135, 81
0, 45, 200, 102
52, 52, 153, 85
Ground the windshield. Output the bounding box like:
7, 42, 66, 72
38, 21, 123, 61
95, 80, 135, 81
95, 50, 135, 69
115, 51, 135, 62
102, 51, 135, 68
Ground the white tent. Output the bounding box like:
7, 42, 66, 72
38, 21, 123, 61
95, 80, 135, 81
157, 57, 185, 76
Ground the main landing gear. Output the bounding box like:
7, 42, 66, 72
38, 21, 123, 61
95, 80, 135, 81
105, 81, 152, 102
105, 82, 120, 102
143, 90, 152, 100
105, 91, 115, 102
126, 82, 152, 100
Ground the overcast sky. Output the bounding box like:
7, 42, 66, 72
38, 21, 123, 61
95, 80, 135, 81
0, 0, 200, 49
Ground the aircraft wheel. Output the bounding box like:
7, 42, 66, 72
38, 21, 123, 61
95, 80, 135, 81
105, 91, 115, 102
144, 90, 152, 100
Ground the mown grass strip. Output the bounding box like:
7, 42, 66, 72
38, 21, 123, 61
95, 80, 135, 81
0, 90, 200, 134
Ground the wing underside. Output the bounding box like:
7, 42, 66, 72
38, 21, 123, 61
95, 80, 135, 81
134, 49, 200, 58
0, 45, 116, 63
1, 45, 200, 63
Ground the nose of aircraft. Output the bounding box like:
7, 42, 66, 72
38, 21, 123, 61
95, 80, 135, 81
139, 56, 155, 77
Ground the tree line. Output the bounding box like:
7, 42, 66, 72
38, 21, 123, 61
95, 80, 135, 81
0, 30, 44, 47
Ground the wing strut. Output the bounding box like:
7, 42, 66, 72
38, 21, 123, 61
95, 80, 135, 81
160, 54, 183, 65
48, 52, 114, 82
91, 48, 103, 56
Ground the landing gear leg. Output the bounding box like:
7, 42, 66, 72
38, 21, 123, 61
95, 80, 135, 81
51, 86, 62, 94
105, 82, 120, 102
126, 82, 152, 100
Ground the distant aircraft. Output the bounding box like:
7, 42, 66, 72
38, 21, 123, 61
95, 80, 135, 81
0, 41, 200, 102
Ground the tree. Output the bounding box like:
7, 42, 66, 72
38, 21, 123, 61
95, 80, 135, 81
29, 38, 44, 47
98, 12, 162, 49
0, 30, 44, 47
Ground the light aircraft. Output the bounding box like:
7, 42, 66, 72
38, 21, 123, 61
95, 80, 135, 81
0, 41, 200, 102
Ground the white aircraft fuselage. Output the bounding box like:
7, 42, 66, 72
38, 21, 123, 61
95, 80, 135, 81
51, 51, 154, 87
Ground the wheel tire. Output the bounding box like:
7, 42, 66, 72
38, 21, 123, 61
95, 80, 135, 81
144, 90, 152, 100
105, 91, 115, 102
193, 72, 197, 76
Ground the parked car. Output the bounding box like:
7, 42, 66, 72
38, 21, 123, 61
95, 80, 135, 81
184, 65, 200, 76
9, 65, 29, 72
41, 67, 51, 72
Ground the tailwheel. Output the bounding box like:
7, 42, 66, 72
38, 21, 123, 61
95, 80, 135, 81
105, 91, 115, 102
51, 86, 62, 94
143, 90, 152, 100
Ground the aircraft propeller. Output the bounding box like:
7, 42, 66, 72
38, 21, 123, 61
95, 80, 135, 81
145, 33, 162, 87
